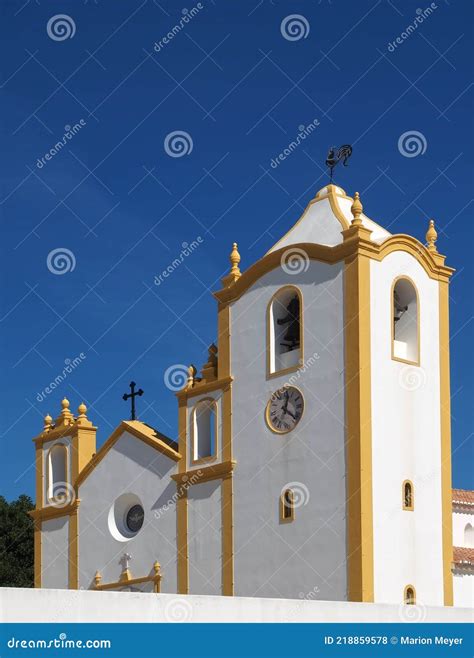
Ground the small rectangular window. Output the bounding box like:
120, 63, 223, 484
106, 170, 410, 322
280, 489, 295, 523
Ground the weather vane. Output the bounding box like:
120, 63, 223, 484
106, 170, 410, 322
325, 145, 353, 183
122, 381, 143, 421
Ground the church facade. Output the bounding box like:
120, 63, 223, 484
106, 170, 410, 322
31, 184, 473, 607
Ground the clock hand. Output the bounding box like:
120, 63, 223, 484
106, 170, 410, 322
285, 408, 297, 420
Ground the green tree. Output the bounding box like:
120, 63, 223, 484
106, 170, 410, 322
0, 495, 34, 587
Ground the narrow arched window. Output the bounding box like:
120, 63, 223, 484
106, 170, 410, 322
280, 489, 295, 523
464, 523, 474, 547
47, 444, 67, 502
392, 278, 419, 364
404, 585, 416, 605
192, 399, 217, 462
268, 286, 302, 376
402, 480, 414, 511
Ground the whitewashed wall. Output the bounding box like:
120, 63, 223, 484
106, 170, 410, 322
41, 517, 69, 589
370, 252, 444, 605
1, 588, 471, 623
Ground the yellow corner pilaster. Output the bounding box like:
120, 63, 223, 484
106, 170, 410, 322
222, 475, 234, 596
439, 280, 453, 606
344, 252, 374, 602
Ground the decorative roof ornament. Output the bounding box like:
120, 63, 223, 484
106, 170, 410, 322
222, 242, 241, 287
426, 219, 438, 253
43, 413, 53, 432
325, 145, 353, 183
94, 571, 102, 587
122, 382, 144, 421
350, 192, 364, 226
56, 397, 74, 426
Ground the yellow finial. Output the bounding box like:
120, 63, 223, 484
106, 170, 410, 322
56, 396, 74, 426
44, 414, 53, 431
94, 570, 102, 587
153, 561, 161, 576
78, 402, 87, 417
351, 192, 363, 225
230, 242, 241, 276
222, 242, 242, 287
426, 219, 438, 252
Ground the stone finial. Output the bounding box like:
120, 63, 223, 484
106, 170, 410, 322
184, 364, 197, 391
201, 343, 218, 382
351, 192, 363, 226
222, 242, 242, 287
153, 561, 161, 576
426, 219, 438, 252
56, 397, 74, 426
76, 402, 92, 427
43, 414, 53, 432
94, 570, 102, 587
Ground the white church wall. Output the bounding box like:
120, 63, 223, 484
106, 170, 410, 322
230, 260, 347, 600
41, 516, 69, 589
188, 480, 222, 595
370, 251, 444, 606
77, 432, 178, 593
453, 509, 473, 547
453, 572, 474, 608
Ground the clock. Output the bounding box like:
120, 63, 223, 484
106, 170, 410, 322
266, 386, 304, 434
125, 504, 144, 533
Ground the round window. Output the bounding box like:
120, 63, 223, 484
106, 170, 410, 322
125, 504, 144, 533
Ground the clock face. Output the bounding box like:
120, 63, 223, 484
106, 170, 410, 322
266, 386, 304, 434
125, 504, 144, 533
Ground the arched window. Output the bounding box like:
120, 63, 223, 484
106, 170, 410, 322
402, 480, 414, 511
280, 489, 295, 523
192, 399, 217, 463
392, 277, 419, 364
404, 585, 416, 605
464, 523, 474, 547
268, 286, 302, 376
47, 444, 67, 502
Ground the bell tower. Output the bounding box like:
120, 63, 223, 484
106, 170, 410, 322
31, 398, 96, 589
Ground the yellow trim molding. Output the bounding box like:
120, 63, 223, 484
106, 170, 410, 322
172, 460, 236, 486
33, 521, 41, 588
344, 246, 374, 603
29, 499, 80, 522
439, 280, 454, 605
214, 237, 453, 306
391, 275, 420, 367
94, 562, 162, 593
176, 376, 233, 400
76, 421, 181, 487
222, 474, 234, 595
69, 506, 79, 589
266, 285, 304, 379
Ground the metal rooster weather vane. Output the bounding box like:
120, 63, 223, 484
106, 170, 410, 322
325, 145, 353, 183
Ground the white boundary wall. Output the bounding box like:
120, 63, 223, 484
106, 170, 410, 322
0, 589, 472, 623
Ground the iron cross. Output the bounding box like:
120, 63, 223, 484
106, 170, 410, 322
122, 381, 143, 420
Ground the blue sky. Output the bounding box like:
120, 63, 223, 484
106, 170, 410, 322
0, 0, 472, 500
